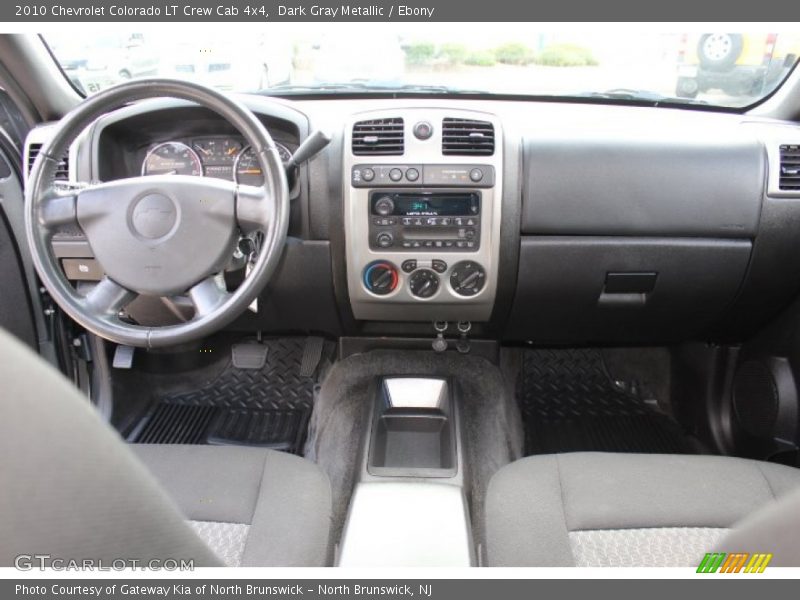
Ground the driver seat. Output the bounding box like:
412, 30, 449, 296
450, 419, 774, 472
0, 328, 332, 567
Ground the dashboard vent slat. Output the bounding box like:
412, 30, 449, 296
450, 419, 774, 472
352, 118, 404, 156
442, 118, 495, 156
27, 143, 69, 181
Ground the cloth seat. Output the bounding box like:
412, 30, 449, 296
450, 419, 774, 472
0, 328, 331, 567
131, 444, 332, 566
484, 452, 800, 567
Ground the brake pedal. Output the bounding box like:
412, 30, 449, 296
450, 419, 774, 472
112, 344, 135, 369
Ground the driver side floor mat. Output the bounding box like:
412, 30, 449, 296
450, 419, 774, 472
129, 337, 331, 454
518, 348, 697, 455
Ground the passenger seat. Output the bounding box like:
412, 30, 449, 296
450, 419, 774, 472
484, 452, 800, 567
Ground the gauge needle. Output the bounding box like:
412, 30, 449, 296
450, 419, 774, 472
196, 147, 211, 157
227, 147, 238, 156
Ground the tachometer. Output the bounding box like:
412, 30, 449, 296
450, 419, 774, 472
142, 141, 203, 177
234, 143, 291, 186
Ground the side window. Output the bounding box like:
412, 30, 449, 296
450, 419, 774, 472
0, 87, 30, 153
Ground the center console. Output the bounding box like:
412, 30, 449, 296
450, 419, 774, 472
337, 376, 474, 567
344, 109, 503, 322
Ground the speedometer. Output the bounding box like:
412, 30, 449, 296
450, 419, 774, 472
142, 142, 203, 177
234, 143, 291, 186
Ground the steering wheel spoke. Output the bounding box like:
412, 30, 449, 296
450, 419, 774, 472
236, 184, 271, 234
81, 276, 137, 317
188, 275, 230, 318
38, 187, 81, 231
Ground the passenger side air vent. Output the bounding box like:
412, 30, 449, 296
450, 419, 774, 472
27, 143, 69, 180
442, 118, 494, 156
352, 118, 404, 155
780, 144, 800, 190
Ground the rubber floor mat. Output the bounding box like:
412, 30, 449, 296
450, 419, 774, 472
518, 348, 694, 455
130, 338, 324, 454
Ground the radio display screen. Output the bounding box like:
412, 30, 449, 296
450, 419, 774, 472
373, 193, 480, 216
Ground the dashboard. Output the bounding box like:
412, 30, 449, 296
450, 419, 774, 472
23, 95, 800, 344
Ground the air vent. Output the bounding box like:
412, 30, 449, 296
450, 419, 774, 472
27, 143, 69, 180
442, 118, 494, 156
780, 144, 800, 191
352, 118, 404, 155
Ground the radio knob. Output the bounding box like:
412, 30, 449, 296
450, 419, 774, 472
376, 232, 394, 248
374, 196, 395, 216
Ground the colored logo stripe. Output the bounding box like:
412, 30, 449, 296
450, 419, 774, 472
697, 552, 773, 573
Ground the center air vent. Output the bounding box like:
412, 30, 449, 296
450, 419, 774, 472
780, 144, 800, 191
442, 118, 494, 156
27, 143, 69, 181
352, 118, 404, 156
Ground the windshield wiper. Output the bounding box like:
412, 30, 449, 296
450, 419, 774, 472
573, 88, 708, 106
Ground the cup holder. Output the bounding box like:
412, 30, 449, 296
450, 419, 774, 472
367, 377, 457, 477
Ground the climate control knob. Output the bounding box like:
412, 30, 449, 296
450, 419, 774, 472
409, 269, 440, 299
363, 261, 399, 296
450, 261, 486, 297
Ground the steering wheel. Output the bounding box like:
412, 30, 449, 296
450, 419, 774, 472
25, 79, 289, 348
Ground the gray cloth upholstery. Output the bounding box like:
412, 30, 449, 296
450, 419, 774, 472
0, 328, 332, 567
188, 521, 249, 567
132, 444, 333, 567
569, 528, 728, 567
485, 452, 800, 567
0, 328, 221, 567
715, 487, 800, 567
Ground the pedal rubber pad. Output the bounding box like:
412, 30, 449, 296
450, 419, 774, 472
231, 342, 269, 370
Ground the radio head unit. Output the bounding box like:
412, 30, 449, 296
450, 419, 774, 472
369, 191, 481, 251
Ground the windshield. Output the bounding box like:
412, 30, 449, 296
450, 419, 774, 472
43, 27, 800, 108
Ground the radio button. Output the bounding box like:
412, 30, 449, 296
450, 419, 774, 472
389, 168, 403, 182
413, 121, 434, 140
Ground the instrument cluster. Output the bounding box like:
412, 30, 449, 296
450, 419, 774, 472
141, 137, 293, 186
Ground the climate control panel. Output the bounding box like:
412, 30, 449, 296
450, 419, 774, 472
361, 259, 487, 300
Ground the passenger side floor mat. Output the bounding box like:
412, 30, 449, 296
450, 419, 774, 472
129, 337, 331, 454
518, 348, 695, 455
